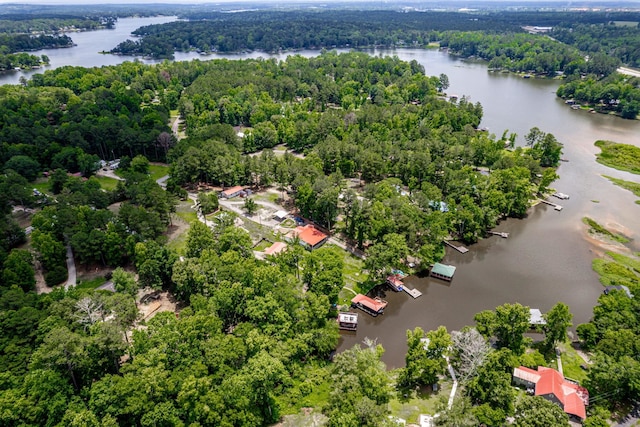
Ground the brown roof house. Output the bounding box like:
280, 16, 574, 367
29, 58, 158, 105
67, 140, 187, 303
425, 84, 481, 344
513, 366, 589, 422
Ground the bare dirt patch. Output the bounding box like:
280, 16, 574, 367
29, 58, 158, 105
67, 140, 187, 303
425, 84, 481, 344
137, 289, 180, 322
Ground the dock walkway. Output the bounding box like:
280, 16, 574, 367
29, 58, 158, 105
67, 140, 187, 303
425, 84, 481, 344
403, 286, 422, 299
443, 240, 469, 253
488, 231, 509, 238
540, 199, 563, 211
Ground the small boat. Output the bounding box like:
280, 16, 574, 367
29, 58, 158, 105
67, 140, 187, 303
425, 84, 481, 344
552, 192, 570, 200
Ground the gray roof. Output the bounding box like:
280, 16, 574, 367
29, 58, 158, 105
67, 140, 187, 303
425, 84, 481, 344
431, 263, 456, 278
529, 308, 546, 325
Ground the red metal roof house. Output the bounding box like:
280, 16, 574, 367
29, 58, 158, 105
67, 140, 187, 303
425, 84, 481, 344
513, 366, 588, 422
287, 224, 328, 250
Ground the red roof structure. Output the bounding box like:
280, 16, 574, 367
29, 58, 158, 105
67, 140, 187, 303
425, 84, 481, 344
220, 185, 245, 198
351, 294, 388, 316
264, 242, 287, 256
513, 366, 588, 420
290, 224, 328, 249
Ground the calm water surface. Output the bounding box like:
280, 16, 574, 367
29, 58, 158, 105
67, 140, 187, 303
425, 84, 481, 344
2, 19, 639, 368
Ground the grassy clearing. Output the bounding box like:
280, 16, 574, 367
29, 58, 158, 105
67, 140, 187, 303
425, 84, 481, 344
388, 381, 450, 422
92, 175, 120, 191
32, 179, 50, 195
339, 248, 367, 304
75, 276, 106, 291
607, 251, 640, 275
594, 140, 640, 175
557, 342, 589, 384
604, 175, 640, 204
582, 217, 629, 243
253, 240, 273, 251
149, 164, 170, 181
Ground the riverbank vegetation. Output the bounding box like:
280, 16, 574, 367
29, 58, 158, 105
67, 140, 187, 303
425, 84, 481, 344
557, 74, 640, 120
583, 217, 629, 244
604, 175, 640, 204
594, 140, 640, 174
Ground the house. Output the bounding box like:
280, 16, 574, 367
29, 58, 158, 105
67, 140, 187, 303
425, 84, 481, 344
337, 312, 358, 331
220, 186, 245, 199
287, 224, 328, 250
513, 366, 589, 422
351, 294, 388, 316
430, 263, 456, 281
264, 241, 287, 256
529, 308, 547, 327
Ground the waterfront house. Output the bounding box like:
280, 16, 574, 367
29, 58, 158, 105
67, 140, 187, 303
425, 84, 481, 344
220, 186, 246, 199
430, 263, 456, 281
513, 366, 588, 422
386, 274, 404, 292
529, 308, 547, 327
351, 294, 388, 316
337, 312, 358, 331
286, 224, 328, 251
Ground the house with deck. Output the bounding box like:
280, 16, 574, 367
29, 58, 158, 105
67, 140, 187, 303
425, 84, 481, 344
513, 366, 588, 423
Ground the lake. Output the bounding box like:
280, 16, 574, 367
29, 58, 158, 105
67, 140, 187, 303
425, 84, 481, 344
2, 17, 639, 368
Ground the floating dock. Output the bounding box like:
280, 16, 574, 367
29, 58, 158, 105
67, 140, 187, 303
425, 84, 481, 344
403, 287, 422, 299
443, 240, 469, 253
541, 200, 563, 211
488, 231, 509, 238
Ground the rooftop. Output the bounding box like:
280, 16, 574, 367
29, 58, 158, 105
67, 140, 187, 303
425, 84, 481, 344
513, 366, 588, 420
290, 224, 328, 247
221, 185, 244, 196
264, 241, 287, 256
431, 262, 456, 278
351, 294, 388, 313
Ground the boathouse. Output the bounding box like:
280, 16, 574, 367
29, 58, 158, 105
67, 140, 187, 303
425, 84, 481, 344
513, 366, 588, 422
337, 312, 358, 331
430, 263, 456, 281
386, 274, 404, 292
351, 294, 388, 316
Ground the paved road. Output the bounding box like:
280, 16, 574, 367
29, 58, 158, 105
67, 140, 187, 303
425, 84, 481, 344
618, 67, 640, 78
615, 403, 640, 427
64, 244, 76, 290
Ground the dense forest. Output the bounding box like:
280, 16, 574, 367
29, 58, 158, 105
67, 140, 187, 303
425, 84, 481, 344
110, 10, 640, 77
1, 9, 639, 425
557, 73, 640, 119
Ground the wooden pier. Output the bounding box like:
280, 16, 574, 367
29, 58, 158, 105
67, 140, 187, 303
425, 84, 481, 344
488, 231, 509, 238
403, 286, 422, 299
443, 240, 469, 253
540, 200, 563, 211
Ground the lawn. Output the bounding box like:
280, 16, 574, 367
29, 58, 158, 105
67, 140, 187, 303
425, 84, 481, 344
75, 276, 106, 291
388, 381, 451, 422
32, 179, 50, 195
92, 175, 120, 191
554, 341, 589, 384
149, 164, 170, 181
